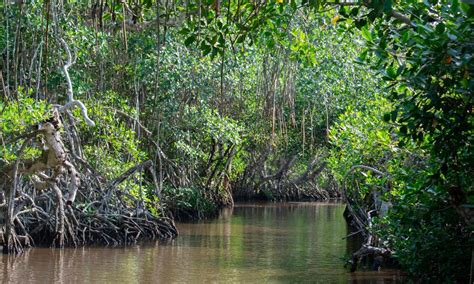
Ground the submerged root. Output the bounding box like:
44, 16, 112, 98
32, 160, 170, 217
1, 160, 178, 252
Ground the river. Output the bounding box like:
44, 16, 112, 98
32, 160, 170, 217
0, 202, 404, 283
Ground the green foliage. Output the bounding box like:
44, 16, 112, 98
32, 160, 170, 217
328, 96, 426, 207
0, 89, 49, 135
354, 1, 473, 168
2, 1, 472, 278
377, 193, 470, 281
326, 1, 473, 280
184, 106, 242, 146
78, 91, 147, 179
0, 90, 50, 164
328, 97, 394, 185
328, 87, 469, 281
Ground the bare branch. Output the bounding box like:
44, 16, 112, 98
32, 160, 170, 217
59, 100, 95, 127
59, 38, 74, 102
57, 38, 95, 127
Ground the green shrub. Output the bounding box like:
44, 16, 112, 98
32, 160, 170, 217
328, 95, 470, 281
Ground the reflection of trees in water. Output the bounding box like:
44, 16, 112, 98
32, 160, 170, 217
1, 251, 31, 282
1, 247, 152, 283
1, 249, 67, 282
345, 223, 364, 261
0, 203, 402, 282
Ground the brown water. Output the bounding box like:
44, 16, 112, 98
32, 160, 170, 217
0, 202, 404, 283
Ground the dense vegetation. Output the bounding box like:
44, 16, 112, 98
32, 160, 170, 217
1, 0, 472, 281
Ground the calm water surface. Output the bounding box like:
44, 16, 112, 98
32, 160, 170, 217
0, 202, 404, 283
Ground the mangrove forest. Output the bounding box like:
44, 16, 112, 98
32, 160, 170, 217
0, 0, 472, 282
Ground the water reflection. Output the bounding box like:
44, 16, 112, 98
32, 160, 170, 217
0, 202, 404, 283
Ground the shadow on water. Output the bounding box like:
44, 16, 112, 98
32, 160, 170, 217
0, 202, 405, 283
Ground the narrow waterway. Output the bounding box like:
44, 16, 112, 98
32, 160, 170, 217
0, 202, 404, 283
